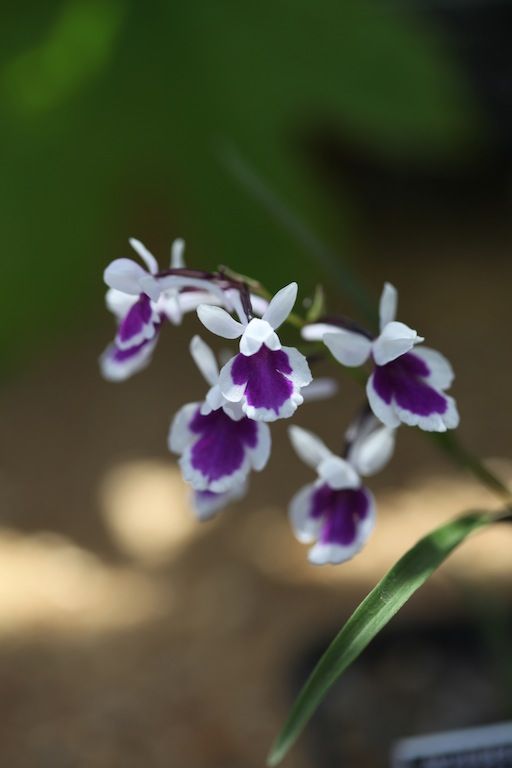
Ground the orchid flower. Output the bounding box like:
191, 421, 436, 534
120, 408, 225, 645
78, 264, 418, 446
302, 283, 459, 432
100, 239, 224, 381
197, 283, 312, 421
168, 337, 271, 493
288, 420, 395, 565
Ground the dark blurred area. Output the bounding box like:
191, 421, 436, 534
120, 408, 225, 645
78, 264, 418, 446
1, 1, 512, 766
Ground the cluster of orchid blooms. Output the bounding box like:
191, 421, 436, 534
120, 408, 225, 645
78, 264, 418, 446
100, 238, 459, 565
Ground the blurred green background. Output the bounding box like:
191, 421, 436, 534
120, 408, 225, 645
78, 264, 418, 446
0, 0, 488, 369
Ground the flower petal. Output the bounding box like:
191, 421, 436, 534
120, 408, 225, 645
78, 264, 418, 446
366, 373, 401, 428
99, 336, 158, 381
379, 282, 397, 331
317, 456, 360, 490
372, 321, 424, 366
324, 330, 372, 367
301, 322, 340, 342
168, 402, 200, 454
180, 409, 258, 492
411, 346, 455, 390
280, 346, 312, 386
289, 483, 324, 543
248, 422, 272, 471
190, 335, 219, 387
288, 425, 332, 470
129, 237, 159, 274
197, 304, 244, 339
240, 318, 276, 356
309, 489, 375, 565
395, 394, 459, 432
170, 238, 185, 269
348, 422, 396, 476
218, 356, 247, 403
105, 288, 137, 320
301, 378, 338, 403
262, 282, 298, 330
115, 294, 159, 350
104, 258, 147, 295
192, 482, 247, 521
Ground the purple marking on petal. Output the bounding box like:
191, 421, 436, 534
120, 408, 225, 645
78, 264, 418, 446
373, 352, 448, 417
310, 485, 370, 546
117, 294, 155, 346
110, 336, 155, 362
231, 346, 294, 414
188, 408, 258, 483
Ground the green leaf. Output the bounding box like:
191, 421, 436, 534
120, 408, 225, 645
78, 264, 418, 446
267, 510, 494, 766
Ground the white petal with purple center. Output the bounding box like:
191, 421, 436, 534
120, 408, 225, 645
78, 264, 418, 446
99, 336, 159, 382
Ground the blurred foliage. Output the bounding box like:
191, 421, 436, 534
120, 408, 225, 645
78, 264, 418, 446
0, 0, 480, 369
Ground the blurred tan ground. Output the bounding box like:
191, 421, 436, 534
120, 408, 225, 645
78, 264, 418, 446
1, 243, 512, 767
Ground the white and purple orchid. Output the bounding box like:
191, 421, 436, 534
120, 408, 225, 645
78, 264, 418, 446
288, 418, 395, 565
197, 283, 312, 421
100, 239, 225, 381
168, 336, 271, 494
303, 283, 459, 432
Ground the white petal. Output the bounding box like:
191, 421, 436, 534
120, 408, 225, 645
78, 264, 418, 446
318, 456, 360, 490
104, 258, 147, 295
105, 288, 137, 320
301, 377, 338, 403
129, 237, 159, 274
288, 426, 333, 470
366, 375, 401, 428
197, 304, 244, 339
249, 295, 269, 317
281, 346, 313, 386
262, 282, 298, 330
324, 330, 372, 367
190, 335, 219, 386
138, 274, 162, 302
203, 385, 225, 414
170, 238, 185, 268
168, 402, 200, 454
240, 318, 275, 356
218, 356, 246, 403
249, 422, 272, 471
308, 542, 359, 566
379, 282, 397, 331
159, 275, 226, 304
372, 321, 424, 366
225, 288, 249, 324
348, 424, 396, 476
411, 346, 455, 390
301, 322, 340, 342
289, 484, 323, 543
264, 332, 281, 351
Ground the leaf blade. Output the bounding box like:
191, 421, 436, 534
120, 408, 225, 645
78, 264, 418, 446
267, 510, 491, 766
